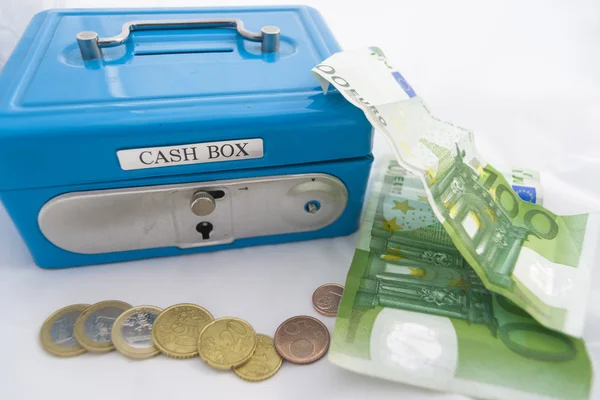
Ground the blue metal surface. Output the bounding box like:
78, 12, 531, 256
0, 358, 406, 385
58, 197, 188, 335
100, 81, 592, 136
0, 6, 373, 268
0, 7, 372, 190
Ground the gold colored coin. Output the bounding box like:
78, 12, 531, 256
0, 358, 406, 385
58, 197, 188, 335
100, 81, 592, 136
233, 334, 282, 382
198, 317, 257, 370
73, 300, 132, 353
40, 304, 90, 357
111, 305, 162, 360
152, 303, 214, 359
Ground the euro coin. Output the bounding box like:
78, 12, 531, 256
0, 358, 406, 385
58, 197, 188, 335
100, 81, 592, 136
40, 304, 90, 357
152, 303, 213, 359
111, 305, 162, 360
73, 300, 132, 353
274, 315, 330, 364
312, 283, 344, 317
233, 334, 282, 382
198, 317, 257, 370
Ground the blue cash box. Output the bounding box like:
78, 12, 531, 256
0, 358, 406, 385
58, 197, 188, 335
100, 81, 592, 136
0, 6, 373, 268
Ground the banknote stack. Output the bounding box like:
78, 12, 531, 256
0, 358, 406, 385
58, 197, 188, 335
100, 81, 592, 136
312, 48, 598, 399
40, 295, 334, 382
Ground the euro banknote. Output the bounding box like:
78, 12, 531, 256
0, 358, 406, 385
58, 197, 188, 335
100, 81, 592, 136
329, 157, 592, 400
312, 47, 598, 337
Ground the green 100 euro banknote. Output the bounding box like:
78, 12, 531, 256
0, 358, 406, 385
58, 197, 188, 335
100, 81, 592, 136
312, 47, 599, 337
330, 158, 592, 400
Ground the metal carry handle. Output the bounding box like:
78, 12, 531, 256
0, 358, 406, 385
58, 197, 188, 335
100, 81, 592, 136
76, 18, 280, 60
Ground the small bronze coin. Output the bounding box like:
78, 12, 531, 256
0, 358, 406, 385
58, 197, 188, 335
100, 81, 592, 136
312, 283, 344, 317
274, 315, 330, 364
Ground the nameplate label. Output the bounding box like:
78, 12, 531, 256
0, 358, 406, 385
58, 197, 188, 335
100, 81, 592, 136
117, 139, 264, 171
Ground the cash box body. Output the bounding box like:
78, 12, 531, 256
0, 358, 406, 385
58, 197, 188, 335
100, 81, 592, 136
0, 7, 373, 268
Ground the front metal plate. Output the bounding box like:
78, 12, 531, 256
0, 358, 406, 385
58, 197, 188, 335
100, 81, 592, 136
38, 174, 348, 254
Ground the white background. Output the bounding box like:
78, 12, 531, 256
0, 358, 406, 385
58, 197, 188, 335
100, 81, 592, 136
1, 1, 600, 399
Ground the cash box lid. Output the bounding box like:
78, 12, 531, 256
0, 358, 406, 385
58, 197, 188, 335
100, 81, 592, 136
0, 6, 372, 191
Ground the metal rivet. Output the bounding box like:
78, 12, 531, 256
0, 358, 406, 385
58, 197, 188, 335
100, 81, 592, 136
261, 25, 280, 53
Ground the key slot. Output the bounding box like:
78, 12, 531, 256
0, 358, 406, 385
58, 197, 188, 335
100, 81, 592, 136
196, 221, 214, 240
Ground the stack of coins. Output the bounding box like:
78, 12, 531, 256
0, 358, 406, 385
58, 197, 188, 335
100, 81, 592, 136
39, 283, 344, 382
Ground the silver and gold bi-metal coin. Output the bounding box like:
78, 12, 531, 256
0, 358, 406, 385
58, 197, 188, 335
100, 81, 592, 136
111, 305, 162, 360
40, 304, 90, 357
73, 300, 132, 353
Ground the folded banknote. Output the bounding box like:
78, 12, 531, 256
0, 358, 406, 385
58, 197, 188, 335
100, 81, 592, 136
312, 47, 598, 336
329, 157, 592, 400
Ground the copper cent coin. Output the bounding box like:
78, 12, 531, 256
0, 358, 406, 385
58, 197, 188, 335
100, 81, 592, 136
274, 315, 330, 364
312, 283, 344, 317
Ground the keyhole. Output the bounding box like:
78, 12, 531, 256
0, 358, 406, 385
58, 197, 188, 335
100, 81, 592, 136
196, 221, 214, 240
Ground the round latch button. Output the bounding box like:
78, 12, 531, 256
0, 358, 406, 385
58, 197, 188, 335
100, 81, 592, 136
190, 191, 216, 216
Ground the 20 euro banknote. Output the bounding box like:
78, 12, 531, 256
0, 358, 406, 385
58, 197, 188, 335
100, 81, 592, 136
329, 158, 592, 400
312, 47, 598, 337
